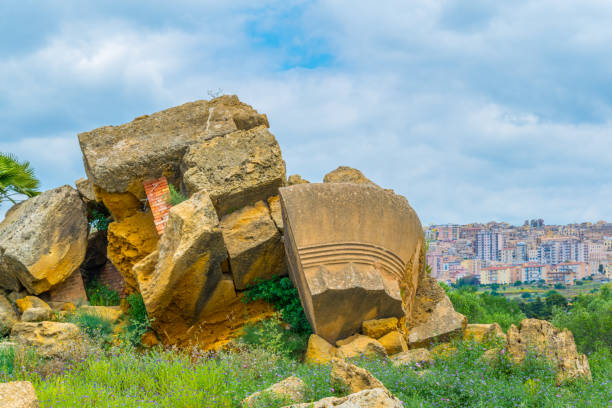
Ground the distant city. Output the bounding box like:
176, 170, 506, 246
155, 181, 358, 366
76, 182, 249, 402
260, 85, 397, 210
425, 220, 612, 286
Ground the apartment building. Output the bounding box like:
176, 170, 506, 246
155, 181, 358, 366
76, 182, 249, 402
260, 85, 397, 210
480, 265, 521, 285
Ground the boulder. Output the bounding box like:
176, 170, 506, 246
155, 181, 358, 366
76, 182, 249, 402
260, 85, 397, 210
220, 201, 286, 290
305, 334, 336, 364
20, 308, 52, 322
464, 323, 506, 344
10, 321, 82, 358
507, 319, 591, 385
78, 95, 268, 196
362, 317, 398, 339
335, 335, 387, 360
15, 296, 50, 313
280, 183, 425, 343
323, 166, 379, 187
107, 211, 159, 293
181, 125, 286, 216
0, 186, 88, 294
0, 381, 39, 408
134, 191, 228, 333
283, 388, 403, 408
287, 174, 309, 185
407, 296, 466, 348
331, 358, 388, 395
0, 294, 18, 336
378, 331, 407, 355
391, 348, 433, 368
243, 376, 307, 408
267, 195, 284, 233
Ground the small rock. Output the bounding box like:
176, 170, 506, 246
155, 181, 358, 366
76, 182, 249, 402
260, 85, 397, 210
305, 334, 336, 364
243, 376, 307, 408
283, 388, 402, 408
391, 348, 433, 368
407, 296, 466, 348
331, 358, 388, 395
20, 308, 52, 323
323, 166, 379, 187
0, 294, 18, 336
287, 174, 309, 185
507, 319, 591, 385
377, 331, 407, 355
15, 296, 50, 313
11, 321, 82, 358
336, 335, 387, 360
362, 317, 398, 339
0, 381, 39, 408
464, 323, 506, 344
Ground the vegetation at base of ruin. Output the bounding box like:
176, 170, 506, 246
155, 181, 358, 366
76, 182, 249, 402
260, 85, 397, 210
167, 183, 187, 206
85, 281, 121, 306
65, 311, 114, 345
552, 284, 612, 354
243, 276, 312, 335
0, 339, 610, 407
0, 152, 40, 204
239, 313, 310, 359
442, 284, 526, 331
122, 292, 152, 346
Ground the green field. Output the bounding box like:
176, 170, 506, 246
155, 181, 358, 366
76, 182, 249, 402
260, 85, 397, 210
477, 280, 605, 301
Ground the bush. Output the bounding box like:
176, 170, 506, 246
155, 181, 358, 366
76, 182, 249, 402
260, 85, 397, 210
85, 281, 120, 306
66, 311, 114, 344
167, 184, 187, 206
123, 293, 152, 346
448, 287, 525, 330
239, 314, 309, 358
243, 277, 311, 335
554, 283, 566, 290
552, 284, 612, 354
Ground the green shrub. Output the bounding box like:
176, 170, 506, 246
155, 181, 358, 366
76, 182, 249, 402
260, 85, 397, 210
240, 314, 309, 359
167, 184, 187, 206
448, 287, 525, 330
85, 281, 120, 306
67, 311, 114, 344
243, 277, 311, 335
123, 293, 152, 346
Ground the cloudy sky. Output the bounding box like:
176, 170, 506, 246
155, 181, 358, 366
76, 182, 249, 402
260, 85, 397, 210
1, 1, 611, 225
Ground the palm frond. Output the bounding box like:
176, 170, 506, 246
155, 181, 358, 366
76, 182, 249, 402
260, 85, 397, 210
0, 152, 40, 203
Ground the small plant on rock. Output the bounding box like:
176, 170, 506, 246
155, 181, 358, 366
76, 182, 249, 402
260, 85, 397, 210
123, 293, 152, 346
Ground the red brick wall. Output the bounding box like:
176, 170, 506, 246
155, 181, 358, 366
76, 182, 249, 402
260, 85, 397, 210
49, 269, 88, 304
98, 262, 127, 298
144, 177, 171, 235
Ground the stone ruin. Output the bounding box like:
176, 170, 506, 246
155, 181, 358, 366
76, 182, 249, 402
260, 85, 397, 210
0, 94, 465, 350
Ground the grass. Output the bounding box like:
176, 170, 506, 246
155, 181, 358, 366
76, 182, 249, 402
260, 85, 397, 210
0, 340, 610, 407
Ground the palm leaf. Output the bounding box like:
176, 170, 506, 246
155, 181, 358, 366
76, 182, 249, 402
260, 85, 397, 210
0, 152, 40, 203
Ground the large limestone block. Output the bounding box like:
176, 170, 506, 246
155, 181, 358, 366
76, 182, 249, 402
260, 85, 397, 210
243, 376, 307, 407
107, 211, 159, 293
507, 319, 591, 385
181, 125, 286, 216
362, 317, 398, 339
0, 381, 39, 408
331, 358, 389, 394
0, 294, 18, 336
284, 388, 403, 408
280, 183, 425, 343
20, 308, 52, 322
378, 331, 407, 355
134, 191, 228, 331
0, 186, 88, 294
78, 95, 268, 195
10, 321, 82, 358
15, 296, 50, 313
407, 296, 466, 348
220, 201, 286, 290
267, 195, 284, 233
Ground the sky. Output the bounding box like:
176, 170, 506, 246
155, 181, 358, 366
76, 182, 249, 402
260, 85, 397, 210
1, 0, 611, 226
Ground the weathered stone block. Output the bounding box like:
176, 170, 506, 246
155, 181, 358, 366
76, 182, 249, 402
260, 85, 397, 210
0, 186, 88, 294
280, 183, 425, 343
220, 201, 286, 290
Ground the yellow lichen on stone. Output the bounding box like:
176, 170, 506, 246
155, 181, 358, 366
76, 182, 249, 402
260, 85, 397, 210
362, 317, 399, 339
15, 296, 50, 313
378, 331, 408, 355
94, 186, 142, 221
107, 211, 159, 293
